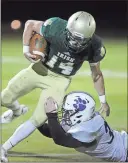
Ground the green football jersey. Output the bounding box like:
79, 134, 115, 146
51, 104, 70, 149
40, 17, 105, 76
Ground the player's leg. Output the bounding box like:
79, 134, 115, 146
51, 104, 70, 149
29, 69, 71, 127
1, 75, 70, 160
1, 90, 47, 159
30, 88, 67, 127
1, 64, 42, 123
1, 89, 66, 161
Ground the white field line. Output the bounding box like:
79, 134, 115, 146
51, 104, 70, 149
76, 70, 127, 78
8, 153, 83, 157
2, 56, 127, 78
8, 151, 101, 162
2, 56, 29, 64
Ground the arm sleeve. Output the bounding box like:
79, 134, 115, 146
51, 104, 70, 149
40, 17, 59, 43
46, 113, 83, 148
37, 123, 52, 138
89, 35, 106, 63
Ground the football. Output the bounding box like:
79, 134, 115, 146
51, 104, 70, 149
29, 33, 47, 61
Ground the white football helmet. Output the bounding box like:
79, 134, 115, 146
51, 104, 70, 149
61, 91, 96, 127
65, 11, 96, 53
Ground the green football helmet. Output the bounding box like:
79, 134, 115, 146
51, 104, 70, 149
65, 11, 96, 53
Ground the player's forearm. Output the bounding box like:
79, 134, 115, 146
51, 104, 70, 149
46, 113, 82, 148
93, 72, 105, 95
23, 20, 34, 45
90, 62, 106, 103
92, 72, 106, 103
37, 123, 52, 138
23, 20, 43, 45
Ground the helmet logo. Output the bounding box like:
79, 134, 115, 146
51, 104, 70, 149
73, 96, 89, 111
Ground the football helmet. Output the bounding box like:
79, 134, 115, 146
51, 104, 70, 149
65, 11, 96, 53
61, 91, 96, 127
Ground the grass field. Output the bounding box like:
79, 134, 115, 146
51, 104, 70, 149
1, 36, 127, 162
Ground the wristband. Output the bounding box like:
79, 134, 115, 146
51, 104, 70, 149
23, 45, 29, 53
99, 95, 106, 103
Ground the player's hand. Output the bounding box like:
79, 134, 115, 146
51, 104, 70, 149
24, 52, 40, 63
44, 97, 58, 113
23, 45, 41, 63
99, 102, 110, 117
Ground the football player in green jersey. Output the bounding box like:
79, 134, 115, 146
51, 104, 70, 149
1, 11, 110, 162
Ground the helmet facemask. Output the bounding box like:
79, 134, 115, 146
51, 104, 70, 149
61, 107, 79, 127
65, 29, 91, 53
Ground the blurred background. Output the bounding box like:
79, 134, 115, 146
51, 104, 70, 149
1, 0, 127, 162
2, 0, 127, 37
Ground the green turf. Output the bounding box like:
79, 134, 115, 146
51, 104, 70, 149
1, 37, 127, 162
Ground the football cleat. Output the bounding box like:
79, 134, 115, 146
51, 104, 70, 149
0, 147, 8, 163
0, 105, 28, 124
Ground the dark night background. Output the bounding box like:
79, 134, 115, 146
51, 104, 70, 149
1, 0, 127, 37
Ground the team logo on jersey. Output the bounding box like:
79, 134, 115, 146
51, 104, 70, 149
100, 47, 106, 57
57, 52, 75, 62
73, 96, 89, 111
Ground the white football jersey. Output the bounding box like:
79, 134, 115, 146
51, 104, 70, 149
67, 112, 127, 162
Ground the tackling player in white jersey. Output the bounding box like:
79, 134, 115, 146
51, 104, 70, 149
37, 91, 127, 162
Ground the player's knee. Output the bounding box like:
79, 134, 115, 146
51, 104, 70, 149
1, 88, 14, 107
30, 114, 47, 127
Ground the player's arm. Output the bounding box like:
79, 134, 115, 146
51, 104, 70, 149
89, 62, 110, 115
37, 114, 82, 147
90, 62, 105, 98
23, 20, 43, 45
23, 17, 56, 48
38, 123, 52, 138
46, 112, 83, 148
23, 20, 46, 62
89, 36, 110, 116
43, 97, 96, 148
47, 113, 97, 148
